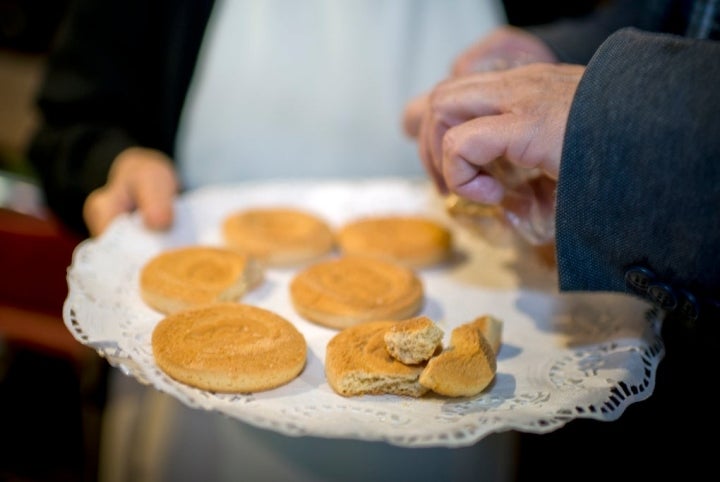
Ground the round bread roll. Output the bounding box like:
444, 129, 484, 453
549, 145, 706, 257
289, 255, 424, 329
419, 320, 497, 397
336, 215, 452, 268
222, 207, 335, 266
152, 303, 307, 393
139, 245, 264, 315
383, 316, 444, 364
325, 320, 429, 397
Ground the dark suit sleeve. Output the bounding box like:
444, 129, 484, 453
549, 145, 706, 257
26, 0, 213, 236
527, 0, 646, 64
555, 27, 720, 315
526, 0, 706, 65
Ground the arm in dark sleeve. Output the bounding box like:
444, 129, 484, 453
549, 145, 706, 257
526, 0, 651, 64
26, 0, 213, 236
555, 27, 720, 323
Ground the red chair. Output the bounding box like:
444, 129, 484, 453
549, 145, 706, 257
0, 206, 88, 358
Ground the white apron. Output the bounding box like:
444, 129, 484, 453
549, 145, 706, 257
176, 0, 506, 187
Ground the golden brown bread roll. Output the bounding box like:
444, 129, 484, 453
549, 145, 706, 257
336, 215, 452, 268
222, 207, 335, 266
152, 303, 307, 393
289, 255, 424, 329
139, 245, 263, 315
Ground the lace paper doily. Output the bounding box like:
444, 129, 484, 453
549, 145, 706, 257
64, 178, 664, 448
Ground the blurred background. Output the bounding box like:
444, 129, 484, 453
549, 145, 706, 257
0, 0, 67, 176
0, 2, 106, 481
0, 1, 600, 481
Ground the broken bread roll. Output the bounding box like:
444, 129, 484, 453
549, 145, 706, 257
139, 245, 264, 315
419, 319, 497, 397
325, 320, 429, 397
384, 316, 443, 364
470, 315, 503, 355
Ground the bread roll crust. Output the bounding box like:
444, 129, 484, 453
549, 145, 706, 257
419, 320, 497, 397
139, 245, 263, 314
336, 215, 452, 268
289, 255, 424, 329
470, 315, 503, 355
152, 303, 307, 393
222, 207, 335, 266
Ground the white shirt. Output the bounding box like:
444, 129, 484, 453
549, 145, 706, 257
176, 0, 505, 187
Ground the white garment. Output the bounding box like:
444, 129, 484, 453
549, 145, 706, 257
102, 2, 517, 481
176, 0, 506, 187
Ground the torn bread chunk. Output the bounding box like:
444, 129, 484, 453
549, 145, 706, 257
384, 316, 444, 364
469, 315, 503, 355
419, 320, 497, 397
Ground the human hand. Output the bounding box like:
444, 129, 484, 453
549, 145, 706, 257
403, 26, 557, 140
403, 27, 573, 246
450, 25, 558, 76
407, 62, 584, 205
82, 147, 179, 237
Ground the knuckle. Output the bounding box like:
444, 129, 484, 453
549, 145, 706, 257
443, 127, 460, 155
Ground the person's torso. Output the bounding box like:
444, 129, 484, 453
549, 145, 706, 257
176, 0, 505, 187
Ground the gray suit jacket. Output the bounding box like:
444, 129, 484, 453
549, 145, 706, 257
532, 0, 720, 327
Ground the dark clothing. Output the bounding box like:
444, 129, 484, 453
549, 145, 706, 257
28, 0, 215, 236
557, 27, 720, 333
530, 0, 720, 341
516, 1, 720, 479
530, 0, 720, 390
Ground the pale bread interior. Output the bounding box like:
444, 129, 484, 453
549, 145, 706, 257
384, 316, 444, 364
